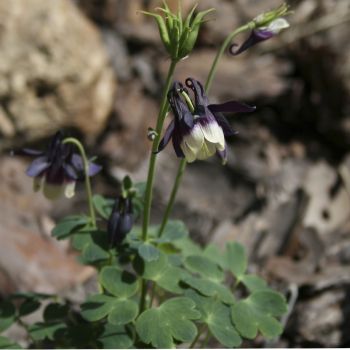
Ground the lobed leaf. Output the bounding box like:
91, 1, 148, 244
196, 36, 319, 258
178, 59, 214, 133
97, 323, 133, 349
51, 215, 89, 240
108, 300, 138, 326
100, 267, 139, 298
0, 336, 22, 349
184, 255, 224, 281
93, 195, 114, 220
0, 301, 16, 332
135, 297, 200, 348
225, 242, 247, 278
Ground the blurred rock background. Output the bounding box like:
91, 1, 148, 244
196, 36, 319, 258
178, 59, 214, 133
0, 0, 350, 347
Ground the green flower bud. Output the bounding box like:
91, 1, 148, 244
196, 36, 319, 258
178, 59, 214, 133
253, 3, 291, 29
141, 2, 214, 61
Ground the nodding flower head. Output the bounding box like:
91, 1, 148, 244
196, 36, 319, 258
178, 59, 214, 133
107, 197, 134, 247
21, 131, 101, 200
157, 78, 255, 164
231, 4, 290, 56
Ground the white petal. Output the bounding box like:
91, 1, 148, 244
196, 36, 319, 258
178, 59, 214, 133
268, 18, 289, 33
183, 124, 204, 153
196, 140, 216, 160
42, 182, 64, 200
64, 182, 76, 198
181, 141, 197, 163
200, 121, 225, 149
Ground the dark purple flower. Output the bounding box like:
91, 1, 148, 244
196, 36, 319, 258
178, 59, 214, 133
157, 78, 255, 164
22, 131, 101, 199
107, 197, 134, 246
230, 18, 289, 55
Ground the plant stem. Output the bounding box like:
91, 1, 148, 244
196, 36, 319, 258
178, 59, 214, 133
63, 137, 96, 228
139, 279, 147, 314
189, 324, 206, 349
142, 59, 178, 242
158, 23, 253, 237
205, 22, 253, 93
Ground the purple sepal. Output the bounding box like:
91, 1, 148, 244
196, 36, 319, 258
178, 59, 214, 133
209, 101, 256, 114
26, 156, 50, 177
157, 120, 175, 153
71, 154, 102, 177
213, 113, 237, 137
230, 29, 274, 56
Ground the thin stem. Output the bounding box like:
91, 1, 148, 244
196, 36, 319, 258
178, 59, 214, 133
158, 23, 253, 236
205, 22, 253, 93
63, 137, 96, 228
139, 279, 147, 314
142, 59, 178, 242
158, 158, 186, 237
189, 324, 206, 349
200, 327, 211, 348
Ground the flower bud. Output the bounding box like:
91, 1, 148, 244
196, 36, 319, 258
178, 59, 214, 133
141, 2, 214, 61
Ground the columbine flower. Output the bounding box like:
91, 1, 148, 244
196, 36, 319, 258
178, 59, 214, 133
107, 197, 134, 246
157, 78, 255, 164
231, 4, 290, 55
22, 131, 101, 200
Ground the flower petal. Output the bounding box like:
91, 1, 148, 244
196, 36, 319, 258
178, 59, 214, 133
230, 30, 274, 55
216, 146, 228, 165
157, 120, 175, 152
196, 140, 216, 160
198, 118, 225, 149
26, 156, 50, 177
64, 181, 76, 198
180, 141, 197, 163
209, 101, 256, 114
172, 129, 185, 158
212, 113, 237, 137
42, 182, 64, 200
267, 18, 290, 34
182, 124, 204, 153
88, 162, 102, 177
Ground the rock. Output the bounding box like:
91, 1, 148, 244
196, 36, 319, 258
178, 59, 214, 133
167, 50, 290, 101
0, 156, 94, 295
0, 0, 115, 150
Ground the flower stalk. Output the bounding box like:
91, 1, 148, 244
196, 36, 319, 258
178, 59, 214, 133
63, 137, 96, 228
158, 22, 254, 238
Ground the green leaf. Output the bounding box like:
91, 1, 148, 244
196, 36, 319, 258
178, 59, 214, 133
231, 290, 287, 340
100, 267, 139, 298
43, 303, 69, 322
9, 292, 52, 301
154, 220, 188, 243
136, 297, 200, 348
241, 274, 268, 292
71, 230, 92, 251
138, 243, 160, 262
28, 322, 66, 341
97, 323, 133, 349
156, 266, 188, 294
184, 290, 241, 348
93, 195, 114, 220
184, 255, 224, 281
0, 336, 22, 349
182, 276, 235, 304
0, 301, 16, 332
172, 236, 202, 257
225, 242, 247, 278
108, 300, 138, 326
249, 290, 287, 316
202, 243, 226, 269
81, 241, 109, 263
134, 251, 168, 280
230, 301, 258, 339
18, 299, 41, 317
81, 294, 117, 322
51, 215, 89, 239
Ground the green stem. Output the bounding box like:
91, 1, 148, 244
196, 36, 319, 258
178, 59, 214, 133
205, 22, 253, 93
200, 327, 211, 348
63, 137, 96, 228
139, 279, 147, 314
142, 59, 178, 241
189, 324, 206, 349
158, 23, 253, 237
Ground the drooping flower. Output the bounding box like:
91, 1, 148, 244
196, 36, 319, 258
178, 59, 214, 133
107, 197, 134, 247
230, 18, 289, 55
21, 131, 101, 200
157, 78, 255, 164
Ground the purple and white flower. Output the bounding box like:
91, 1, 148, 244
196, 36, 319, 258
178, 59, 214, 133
107, 197, 134, 246
157, 78, 255, 164
231, 18, 289, 55
22, 131, 101, 200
